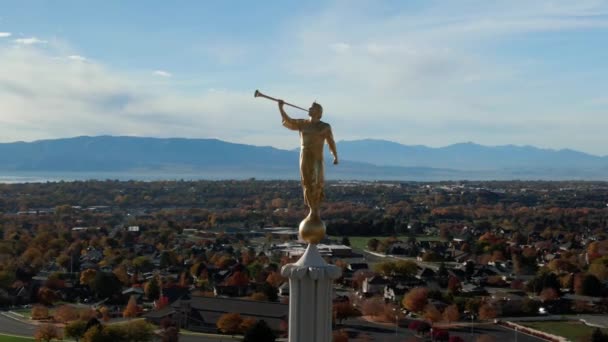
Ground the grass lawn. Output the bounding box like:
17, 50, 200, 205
521, 321, 607, 341
0, 335, 34, 342
341, 235, 444, 251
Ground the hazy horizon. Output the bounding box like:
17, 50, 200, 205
1, 134, 608, 158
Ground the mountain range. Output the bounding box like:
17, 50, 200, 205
0, 136, 606, 181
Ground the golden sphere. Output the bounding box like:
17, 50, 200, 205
299, 215, 326, 244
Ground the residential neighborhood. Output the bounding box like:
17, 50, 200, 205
0, 180, 607, 341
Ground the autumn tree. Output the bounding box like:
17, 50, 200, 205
333, 329, 349, 342
217, 313, 243, 335
333, 302, 361, 324
80, 269, 97, 287
123, 295, 139, 318
239, 317, 257, 334
478, 303, 498, 320
250, 292, 269, 301
540, 288, 560, 302
476, 334, 495, 342
54, 305, 79, 323
225, 270, 250, 287
402, 287, 428, 313
447, 276, 461, 294
589, 262, 608, 282
37, 287, 57, 306
99, 306, 111, 322
423, 304, 442, 323
266, 271, 286, 287
34, 323, 62, 342
361, 297, 384, 319
32, 305, 50, 320
113, 266, 130, 285
443, 304, 460, 323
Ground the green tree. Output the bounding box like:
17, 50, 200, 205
64, 320, 88, 342
132, 256, 153, 272
145, 276, 161, 301
589, 328, 608, 342
91, 272, 122, 299
261, 283, 278, 302
367, 238, 380, 251
121, 319, 154, 342
243, 320, 276, 342
394, 260, 418, 276
582, 274, 602, 297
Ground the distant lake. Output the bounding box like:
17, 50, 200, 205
0, 170, 302, 183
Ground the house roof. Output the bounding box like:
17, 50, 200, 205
365, 276, 389, 285
176, 296, 288, 319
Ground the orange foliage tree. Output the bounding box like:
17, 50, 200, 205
37, 287, 56, 306
53, 305, 78, 323
332, 329, 349, 342
361, 297, 384, 319
443, 304, 460, 323
477, 334, 496, 342
99, 306, 111, 322
217, 313, 243, 334
423, 304, 442, 323
402, 287, 428, 313
249, 292, 268, 301
478, 303, 498, 320
79, 269, 97, 286
266, 271, 286, 287
31, 305, 50, 320
239, 317, 257, 334
123, 295, 139, 318
226, 271, 250, 287
34, 323, 62, 342
540, 288, 560, 302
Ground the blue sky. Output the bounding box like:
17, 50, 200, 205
0, 0, 607, 154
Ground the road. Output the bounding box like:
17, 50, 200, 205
0, 312, 37, 337
0, 312, 550, 342
180, 333, 242, 342
339, 317, 548, 342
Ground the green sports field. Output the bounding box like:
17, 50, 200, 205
340, 235, 444, 251
521, 321, 608, 341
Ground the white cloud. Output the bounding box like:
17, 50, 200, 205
67, 55, 87, 62
0, 32, 11, 38
13, 37, 47, 45
267, 0, 608, 154
0, 44, 271, 146
329, 42, 350, 53
153, 70, 172, 77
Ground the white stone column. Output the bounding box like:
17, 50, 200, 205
281, 244, 342, 342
